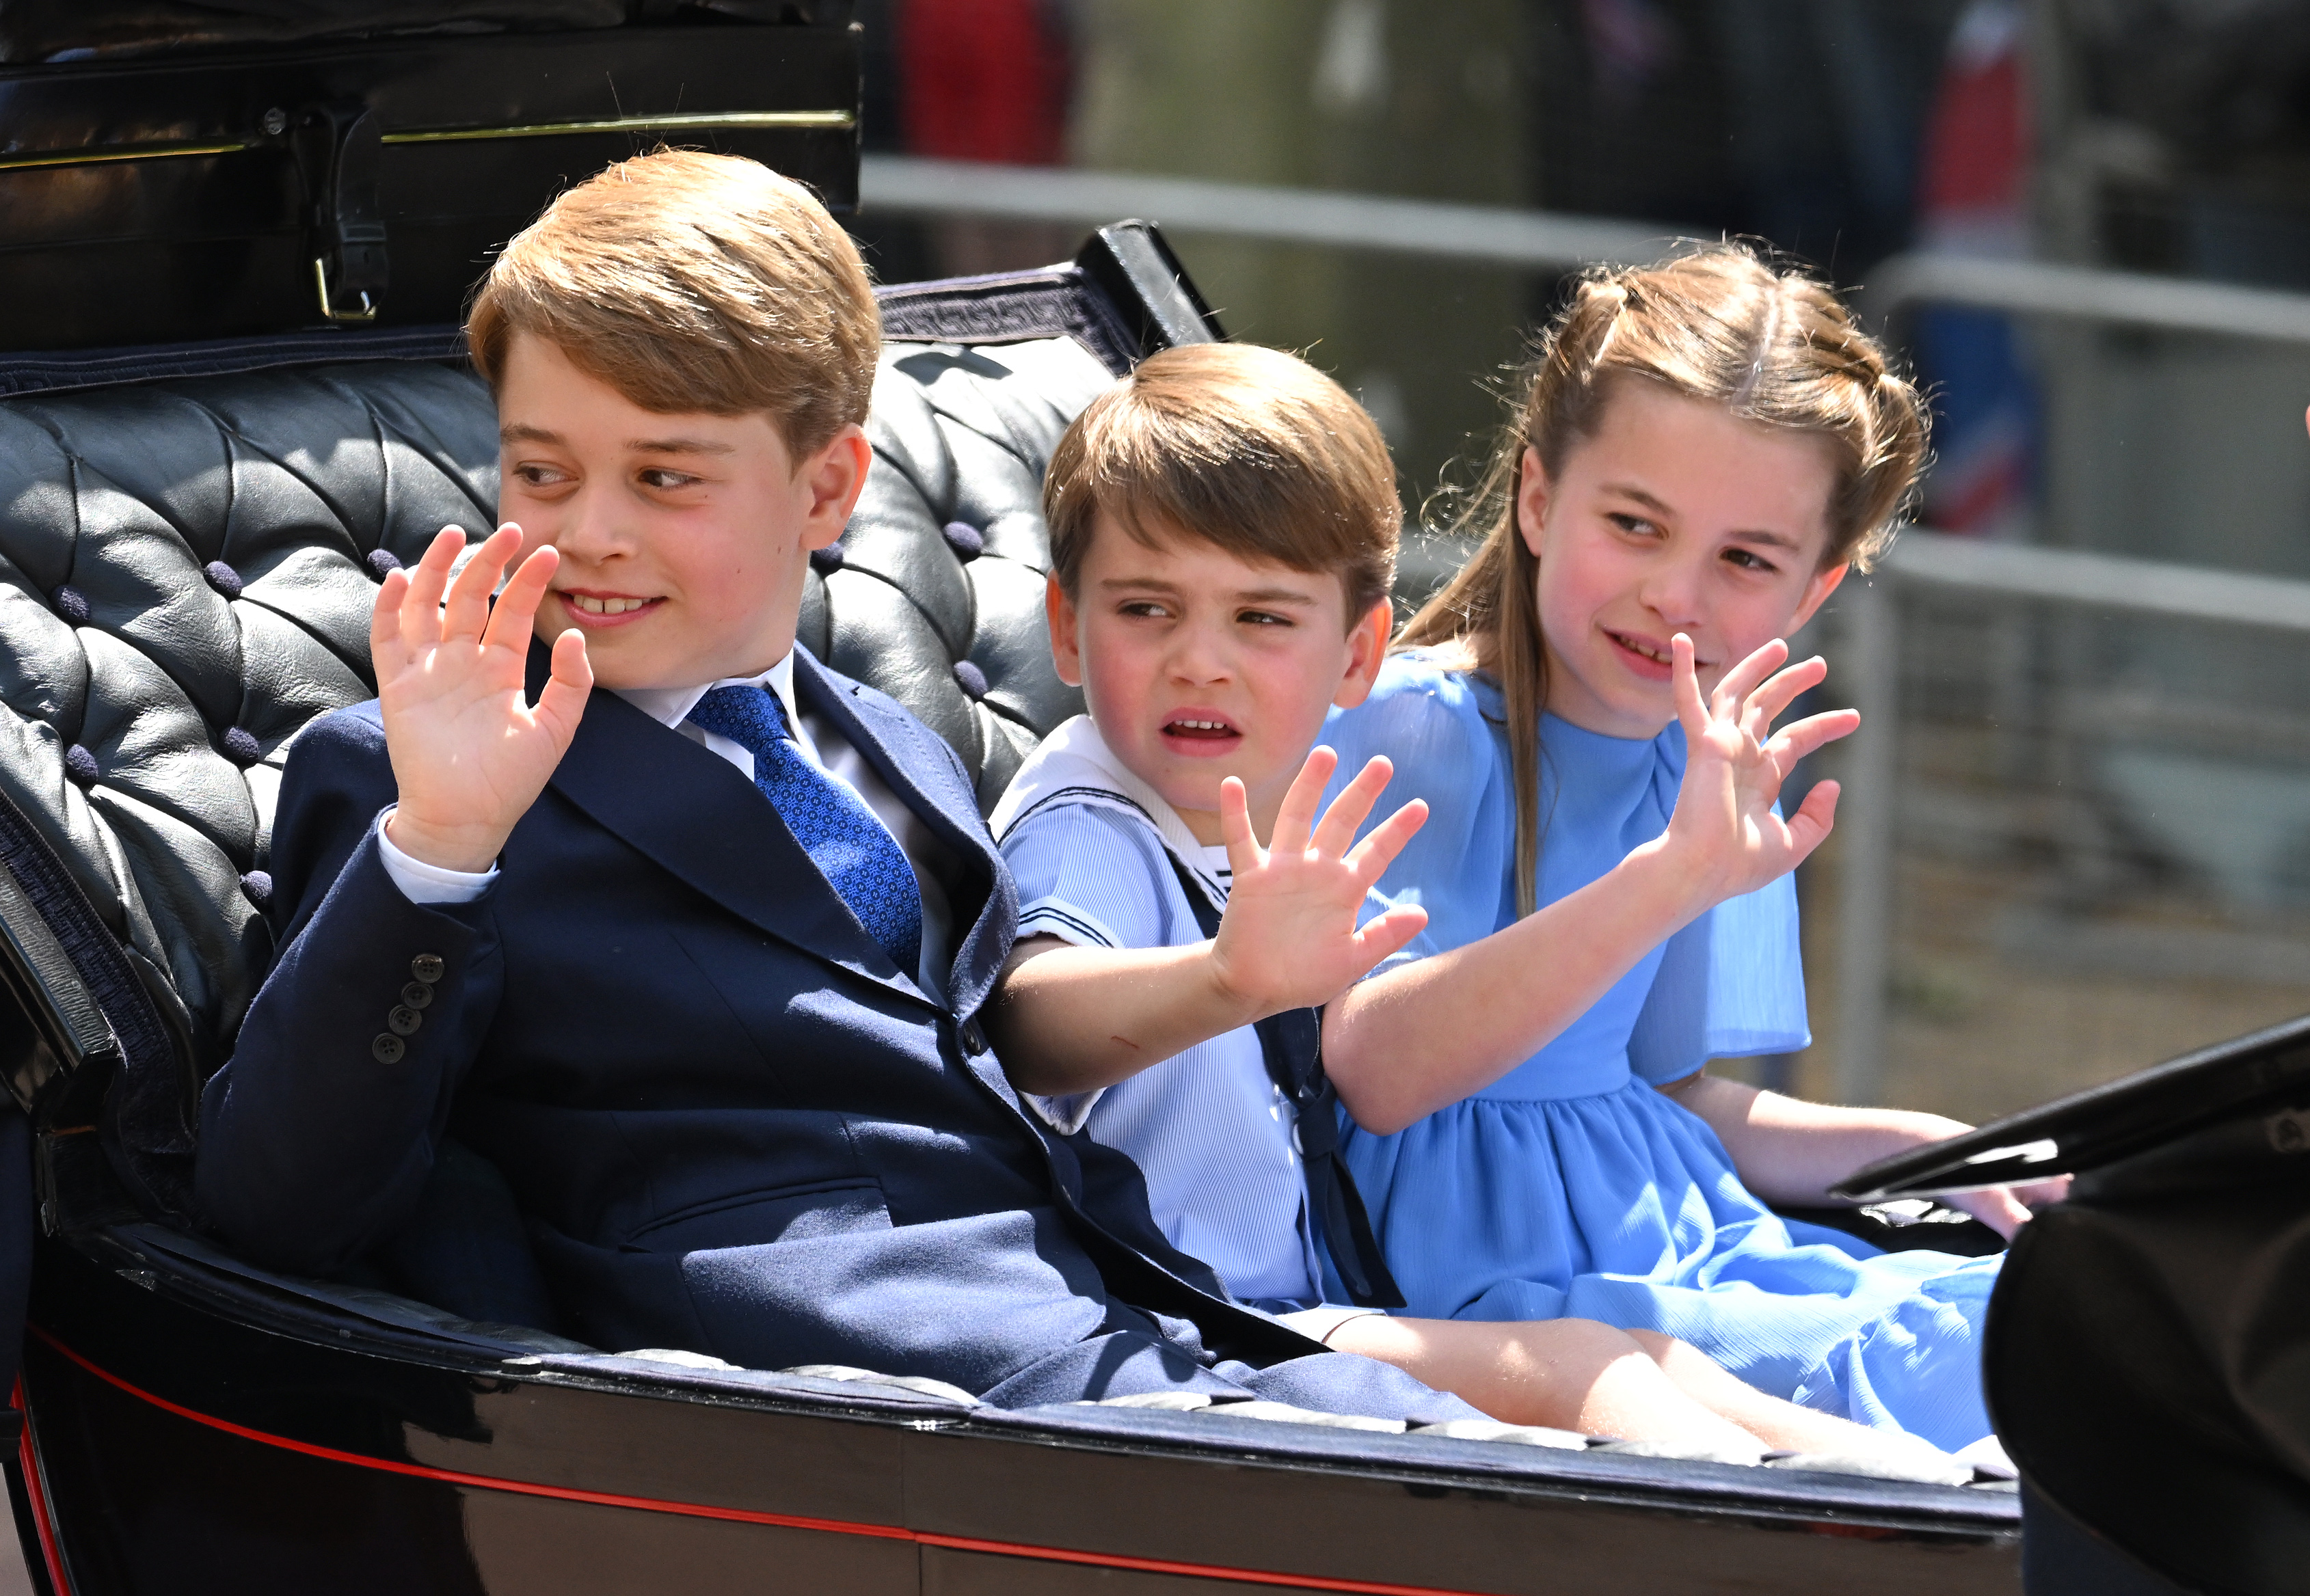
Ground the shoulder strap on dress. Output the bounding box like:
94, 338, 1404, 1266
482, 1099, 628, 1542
1166, 856, 1405, 1309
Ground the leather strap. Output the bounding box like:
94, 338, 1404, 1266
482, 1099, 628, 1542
1168, 858, 1405, 1309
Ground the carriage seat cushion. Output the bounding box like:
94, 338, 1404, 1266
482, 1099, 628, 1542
0, 332, 1111, 1219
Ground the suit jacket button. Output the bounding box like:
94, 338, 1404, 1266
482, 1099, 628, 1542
388, 1005, 423, 1037
959, 1018, 987, 1054
401, 982, 433, 1010
371, 1033, 406, 1064
410, 953, 446, 984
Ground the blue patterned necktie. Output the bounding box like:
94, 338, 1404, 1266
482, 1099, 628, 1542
687, 684, 924, 976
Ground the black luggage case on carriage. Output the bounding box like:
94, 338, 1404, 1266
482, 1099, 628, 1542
0, 1, 860, 353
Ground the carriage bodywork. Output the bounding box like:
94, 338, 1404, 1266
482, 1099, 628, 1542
0, 14, 2025, 1591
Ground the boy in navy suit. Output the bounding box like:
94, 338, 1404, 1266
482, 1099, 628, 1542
193, 150, 1479, 1420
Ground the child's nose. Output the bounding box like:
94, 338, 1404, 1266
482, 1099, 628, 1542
1638, 558, 1707, 625
1165, 623, 1235, 682
551, 490, 634, 563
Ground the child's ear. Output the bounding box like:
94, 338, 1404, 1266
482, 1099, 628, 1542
1788, 560, 1849, 636
799, 424, 871, 551
1514, 444, 1552, 559
1045, 575, 1086, 688
1332, 597, 1394, 709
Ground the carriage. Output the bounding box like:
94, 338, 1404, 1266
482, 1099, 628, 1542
0, 5, 2220, 1589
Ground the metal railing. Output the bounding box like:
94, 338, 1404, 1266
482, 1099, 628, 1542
864, 154, 2310, 1105
1830, 262, 2310, 1105
859, 155, 1676, 271
1829, 536, 2310, 1106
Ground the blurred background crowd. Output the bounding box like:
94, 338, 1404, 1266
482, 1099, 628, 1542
846, 0, 2310, 1130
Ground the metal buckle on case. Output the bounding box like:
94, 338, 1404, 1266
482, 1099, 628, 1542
295, 103, 389, 325
312, 258, 377, 324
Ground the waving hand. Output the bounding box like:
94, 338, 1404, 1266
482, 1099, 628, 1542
1207, 748, 1431, 1014
374, 526, 593, 874
1662, 635, 1858, 905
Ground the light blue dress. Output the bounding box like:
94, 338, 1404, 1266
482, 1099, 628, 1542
1320, 652, 2003, 1450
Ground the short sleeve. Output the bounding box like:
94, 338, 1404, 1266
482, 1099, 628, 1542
1625, 870, 1810, 1085
999, 804, 1202, 1133
999, 804, 1194, 954
1321, 658, 1514, 955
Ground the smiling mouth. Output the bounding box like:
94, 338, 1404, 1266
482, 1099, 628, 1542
558, 591, 662, 620
1604, 628, 1716, 675
1607, 629, 1672, 665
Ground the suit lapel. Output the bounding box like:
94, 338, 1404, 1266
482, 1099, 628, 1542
790, 648, 1017, 1018
532, 646, 928, 1008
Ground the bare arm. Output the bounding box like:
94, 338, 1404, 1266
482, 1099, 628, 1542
1321, 636, 1857, 1135
989, 934, 1259, 1096
1321, 840, 1708, 1133
1658, 1071, 2069, 1238
984, 750, 1428, 1098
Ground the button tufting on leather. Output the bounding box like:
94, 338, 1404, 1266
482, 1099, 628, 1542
202, 561, 244, 600
0, 342, 1114, 1204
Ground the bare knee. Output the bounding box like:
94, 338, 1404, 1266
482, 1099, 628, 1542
1626, 1328, 1684, 1364
1519, 1317, 1650, 1370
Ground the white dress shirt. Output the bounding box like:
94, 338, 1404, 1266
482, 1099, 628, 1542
375, 651, 958, 1001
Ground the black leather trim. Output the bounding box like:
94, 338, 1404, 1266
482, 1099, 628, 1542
0, 326, 469, 398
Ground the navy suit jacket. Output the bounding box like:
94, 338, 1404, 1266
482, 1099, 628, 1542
196, 645, 1343, 1397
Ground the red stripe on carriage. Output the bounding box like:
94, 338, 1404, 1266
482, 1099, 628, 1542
27, 1327, 1503, 1596
12, 1375, 74, 1595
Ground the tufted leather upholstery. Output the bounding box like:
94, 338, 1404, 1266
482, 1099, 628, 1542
0, 301, 1133, 1220
814, 337, 1110, 810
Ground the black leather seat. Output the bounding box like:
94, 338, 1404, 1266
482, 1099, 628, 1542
0, 227, 1218, 1304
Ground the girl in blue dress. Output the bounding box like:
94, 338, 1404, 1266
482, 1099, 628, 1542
1319, 246, 2067, 1453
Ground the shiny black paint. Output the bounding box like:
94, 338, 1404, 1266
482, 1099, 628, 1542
16, 1230, 2022, 1595
0, 25, 859, 349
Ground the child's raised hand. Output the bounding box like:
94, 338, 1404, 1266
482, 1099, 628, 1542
1662, 634, 1859, 905
1207, 748, 1430, 1017
373, 525, 593, 874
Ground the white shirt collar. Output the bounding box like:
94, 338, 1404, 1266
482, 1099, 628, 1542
988, 714, 1231, 913
613, 651, 800, 734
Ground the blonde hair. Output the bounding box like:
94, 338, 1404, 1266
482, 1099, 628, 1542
468, 150, 880, 457
1399, 243, 1928, 916
1044, 343, 1400, 622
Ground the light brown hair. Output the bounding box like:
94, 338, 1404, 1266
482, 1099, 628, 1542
1399, 243, 1929, 915
1043, 342, 1400, 623
467, 150, 879, 457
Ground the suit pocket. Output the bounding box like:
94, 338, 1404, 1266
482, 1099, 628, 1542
620, 1179, 892, 1255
